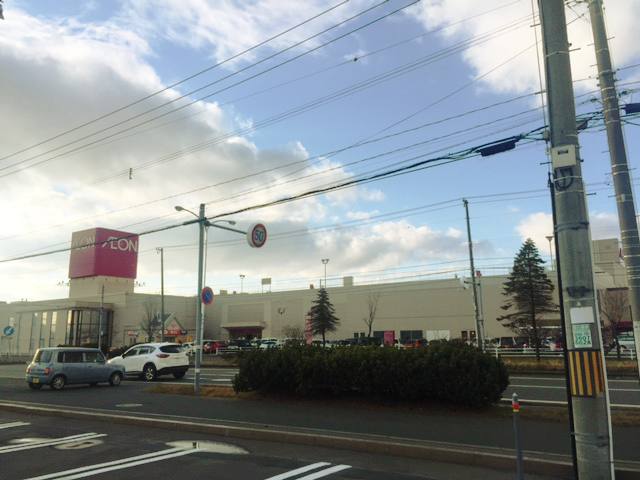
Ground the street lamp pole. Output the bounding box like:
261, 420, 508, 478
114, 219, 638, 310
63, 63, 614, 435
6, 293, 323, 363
175, 204, 206, 393
176, 204, 251, 393
546, 235, 554, 270
321, 259, 329, 288
240, 274, 245, 293
195, 204, 205, 393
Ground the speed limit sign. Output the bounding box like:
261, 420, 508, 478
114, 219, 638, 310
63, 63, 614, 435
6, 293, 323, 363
247, 223, 267, 248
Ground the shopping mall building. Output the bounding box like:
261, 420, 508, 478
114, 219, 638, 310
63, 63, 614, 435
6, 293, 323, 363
0, 227, 629, 356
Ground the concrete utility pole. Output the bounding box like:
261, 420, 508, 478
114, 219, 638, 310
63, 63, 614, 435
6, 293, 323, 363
157, 247, 165, 342
587, 0, 640, 366
538, 1, 613, 478
463, 199, 484, 349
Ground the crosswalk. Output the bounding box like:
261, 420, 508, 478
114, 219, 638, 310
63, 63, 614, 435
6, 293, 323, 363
184, 368, 238, 386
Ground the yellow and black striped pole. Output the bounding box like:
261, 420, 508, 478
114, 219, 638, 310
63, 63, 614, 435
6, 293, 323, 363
567, 349, 606, 397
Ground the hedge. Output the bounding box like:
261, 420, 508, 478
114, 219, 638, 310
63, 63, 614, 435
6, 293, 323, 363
233, 341, 509, 409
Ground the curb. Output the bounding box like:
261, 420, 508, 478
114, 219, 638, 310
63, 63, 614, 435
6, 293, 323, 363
2, 401, 639, 478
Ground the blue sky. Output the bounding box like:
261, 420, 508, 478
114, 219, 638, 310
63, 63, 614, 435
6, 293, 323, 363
1, 0, 639, 302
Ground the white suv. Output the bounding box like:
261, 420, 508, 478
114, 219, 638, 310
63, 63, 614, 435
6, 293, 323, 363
108, 343, 189, 381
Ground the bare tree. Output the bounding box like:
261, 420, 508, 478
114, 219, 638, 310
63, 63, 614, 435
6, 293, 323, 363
362, 293, 382, 339
599, 288, 629, 359
282, 324, 304, 343
140, 298, 161, 342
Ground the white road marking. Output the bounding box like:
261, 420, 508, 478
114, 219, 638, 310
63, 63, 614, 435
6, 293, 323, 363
0, 433, 106, 453
0, 421, 30, 429
23, 447, 201, 480
265, 462, 331, 480
297, 465, 352, 479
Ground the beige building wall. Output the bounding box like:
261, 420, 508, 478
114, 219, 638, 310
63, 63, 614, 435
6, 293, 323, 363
0, 238, 626, 354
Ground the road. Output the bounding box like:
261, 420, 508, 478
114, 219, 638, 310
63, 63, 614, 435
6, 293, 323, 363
0, 364, 638, 478
2, 411, 465, 480
504, 374, 640, 408
10, 363, 640, 408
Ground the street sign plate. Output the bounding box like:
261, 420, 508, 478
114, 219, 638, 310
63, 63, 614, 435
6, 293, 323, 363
247, 223, 267, 248
3, 326, 14, 336
573, 323, 593, 348
201, 286, 214, 305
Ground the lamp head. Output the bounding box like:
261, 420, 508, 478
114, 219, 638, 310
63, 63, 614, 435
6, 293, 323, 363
175, 206, 184, 212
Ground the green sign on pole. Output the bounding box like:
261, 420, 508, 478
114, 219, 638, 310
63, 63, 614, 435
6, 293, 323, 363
573, 323, 593, 348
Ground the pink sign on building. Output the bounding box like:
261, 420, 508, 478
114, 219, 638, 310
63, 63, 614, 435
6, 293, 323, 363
69, 228, 139, 279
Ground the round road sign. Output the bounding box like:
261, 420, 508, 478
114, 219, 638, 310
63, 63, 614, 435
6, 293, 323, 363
3, 326, 14, 336
247, 223, 267, 248
201, 286, 214, 305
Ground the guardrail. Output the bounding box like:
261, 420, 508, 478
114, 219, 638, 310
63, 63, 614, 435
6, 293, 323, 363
486, 347, 636, 360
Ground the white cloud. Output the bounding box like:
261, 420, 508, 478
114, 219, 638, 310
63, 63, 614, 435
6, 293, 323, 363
515, 210, 620, 256
407, 1, 640, 96
515, 212, 553, 253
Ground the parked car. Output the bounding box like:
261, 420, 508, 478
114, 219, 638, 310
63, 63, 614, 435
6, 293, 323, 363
226, 339, 253, 351
108, 343, 189, 381
494, 336, 529, 348
611, 332, 636, 350
25, 347, 125, 391
203, 340, 228, 354
402, 339, 426, 348
385, 338, 405, 349
259, 341, 278, 349
181, 342, 195, 355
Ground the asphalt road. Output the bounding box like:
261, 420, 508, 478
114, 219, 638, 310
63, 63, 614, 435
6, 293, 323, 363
0, 365, 638, 463
3, 408, 574, 480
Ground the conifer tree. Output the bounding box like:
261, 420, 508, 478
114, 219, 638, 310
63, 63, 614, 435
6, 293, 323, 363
498, 238, 558, 361
308, 287, 340, 345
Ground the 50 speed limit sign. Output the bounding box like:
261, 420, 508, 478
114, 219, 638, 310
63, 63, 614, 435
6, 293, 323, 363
247, 223, 267, 248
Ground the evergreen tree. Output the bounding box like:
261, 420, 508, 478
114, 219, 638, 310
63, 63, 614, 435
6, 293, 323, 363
498, 238, 558, 361
308, 287, 340, 345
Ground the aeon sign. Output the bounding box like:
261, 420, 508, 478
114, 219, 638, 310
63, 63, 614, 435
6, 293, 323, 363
69, 228, 139, 279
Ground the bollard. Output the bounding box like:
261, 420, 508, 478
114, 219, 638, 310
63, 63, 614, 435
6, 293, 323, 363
513, 392, 524, 480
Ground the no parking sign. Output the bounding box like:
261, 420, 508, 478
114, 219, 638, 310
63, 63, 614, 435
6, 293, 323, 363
201, 287, 214, 305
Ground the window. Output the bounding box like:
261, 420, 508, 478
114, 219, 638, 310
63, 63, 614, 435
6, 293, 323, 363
84, 351, 104, 363
50, 312, 57, 346
400, 330, 423, 341
34, 350, 53, 363
60, 351, 83, 363
159, 345, 182, 354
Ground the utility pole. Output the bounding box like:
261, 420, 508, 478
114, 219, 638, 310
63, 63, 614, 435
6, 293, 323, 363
98, 285, 104, 352
539, 1, 613, 478
463, 199, 484, 349
587, 0, 640, 367
157, 247, 165, 342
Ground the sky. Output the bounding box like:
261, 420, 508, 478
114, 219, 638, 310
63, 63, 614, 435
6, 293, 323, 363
1, 0, 639, 303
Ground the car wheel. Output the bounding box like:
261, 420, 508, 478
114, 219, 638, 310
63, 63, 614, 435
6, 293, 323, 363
109, 372, 123, 386
28, 382, 43, 390
142, 364, 157, 381
173, 371, 186, 379
50, 375, 66, 391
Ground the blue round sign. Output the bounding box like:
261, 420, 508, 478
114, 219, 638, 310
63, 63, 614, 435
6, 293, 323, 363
3, 326, 15, 336
201, 287, 214, 305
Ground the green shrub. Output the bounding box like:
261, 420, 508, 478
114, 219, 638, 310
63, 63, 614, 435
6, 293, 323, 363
233, 341, 509, 409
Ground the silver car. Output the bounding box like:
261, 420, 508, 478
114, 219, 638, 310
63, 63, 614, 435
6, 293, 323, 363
26, 347, 125, 391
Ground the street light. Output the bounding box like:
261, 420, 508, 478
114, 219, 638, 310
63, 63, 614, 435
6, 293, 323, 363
546, 235, 554, 270
321, 259, 329, 288
175, 204, 238, 393
239, 274, 245, 293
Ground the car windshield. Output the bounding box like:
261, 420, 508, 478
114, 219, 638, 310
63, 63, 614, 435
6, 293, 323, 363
33, 350, 53, 363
